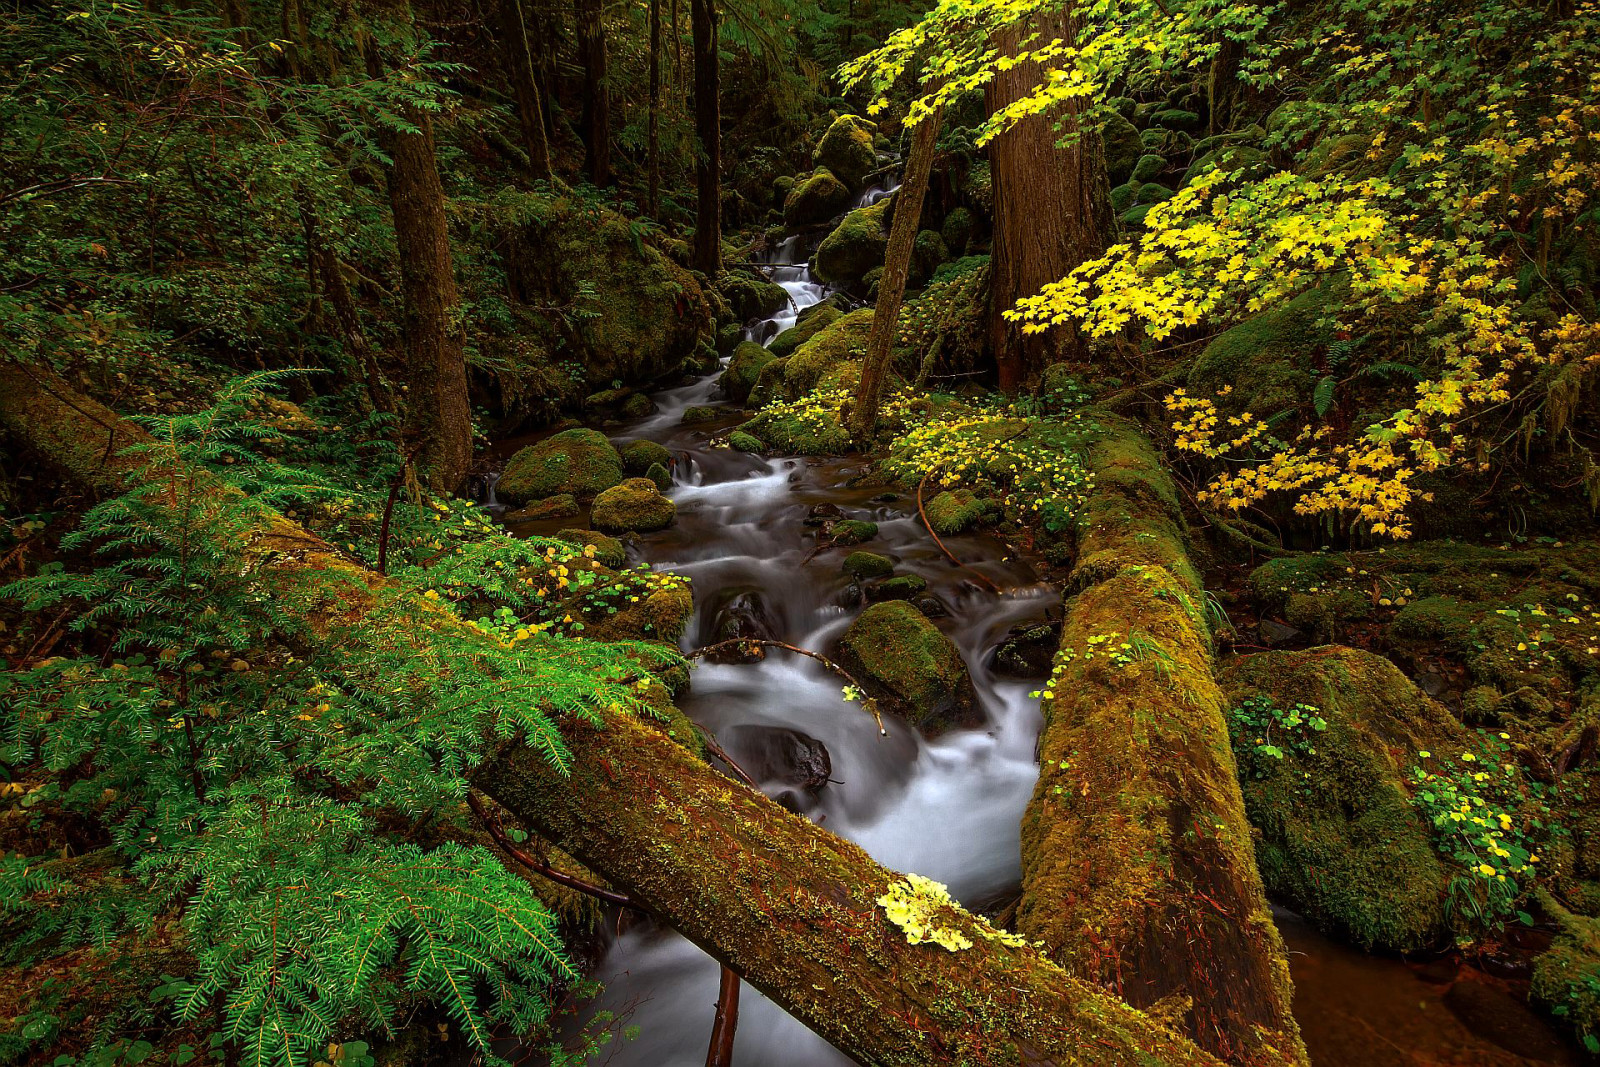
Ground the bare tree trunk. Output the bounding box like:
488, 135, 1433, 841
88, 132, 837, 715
690, 0, 720, 273
384, 105, 473, 492
498, 0, 553, 181
851, 105, 942, 440
647, 0, 661, 217
985, 11, 1109, 393
577, 0, 610, 186
0, 362, 1231, 1067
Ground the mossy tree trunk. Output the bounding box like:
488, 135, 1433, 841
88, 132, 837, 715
0, 363, 1230, 1067
1018, 413, 1307, 1067
497, 0, 552, 181
690, 0, 721, 273
383, 104, 473, 493
985, 10, 1109, 393
577, 0, 610, 186
850, 104, 942, 441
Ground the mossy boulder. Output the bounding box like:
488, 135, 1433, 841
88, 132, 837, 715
1102, 112, 1144, 186
728, 430, 764, 452
554, 528, 627, 569
738, 407, 851, 456
681, 406, 719, 424
620, 438, 673, 476
1188, 281, 1342, 414
941, 207, 975, 256
1109, 182, 1140, 214
504, 494, 579, 522
590, 478, 676, 533
1182, 145, 1270, 189
499, 428, 624, 505
719, 270, 789, 321
1219, 646, 1469, 951
582, 578, 695, 643
1131, 153, 1165, 183
830, 519, 879, 545
1152, 107, 1202, 131
838, 601, 974, 729
720, 341, 777, 405
926, 489, 993, 535
843, 551, 894, 580
783, 168, 853, 229
783, 308, 875, 396
910, 229, 950, 285
644, 462, 673, 492
816, 200, 891, 285
1135, 183, 1173, 206
768, 304, 842, 358
746, 357, 790, 409
813, 114, 878, 191
867, 574, 929, 601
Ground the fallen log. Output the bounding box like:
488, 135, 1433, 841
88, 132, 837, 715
1017, 412, 1308, 1067
0, 362, 1226, 1067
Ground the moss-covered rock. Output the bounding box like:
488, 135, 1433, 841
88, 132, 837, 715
1219, 646, 1469, 951
941, 207, 975, 256
867, 574, 929, 601
591, 477, 676, 532
813, 114, 878, 191
1152, 107, 1202, 131
746, 357, 790, 409
1532, 904, 1600, 1052
1188, 281, 1342, 414
1102, 112, 1144, 186
1135, 183, 1173, 206
1109, 182, 1140, 214
499, 428, 624, 505
911, 229, 950, 285
783, 308, 875, 396
719, 270, 789, 321
554, 528, 627, 569
843, 551, 894, 580
1182, 145, 1270, 189
728, 430, 764, 452
644, 462, 673, 492
838, 601, 974, 728
768, 304, 843, 358
1132, 153, 1165, 183
681, 406, 719, 424
816, 200, 891, 285
582, 577, 694, 643
783, 168, 853, 229
721, 341, 777, 405
620, 438, 673, 476
830, 519, 878, 545
505, 494, 580, 522
740, 407, 851, 455
926, 489, 992, 535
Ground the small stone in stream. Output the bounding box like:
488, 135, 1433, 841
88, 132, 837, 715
992, 622, 1061, 676
504, 494, 579, 522
1257, 618, 1304, 646
871, 492, 900, 503
704, 591, 778, 663
681, 405, 719, 424
806, 503, 846, 525
867, 574, 928, 601
728, 431, 764, 452
828, 519, 878, 545
620, 438, 674, 476
619, 392, 654, 419
843, 551, 894, 580
911, 595, 949, 619
644, 461, 673, 492
728, 724, 833, 792
836, 584, 863, 609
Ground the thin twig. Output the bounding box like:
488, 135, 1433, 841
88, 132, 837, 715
685, 638, 887, 735
916, 469, 1001, 593
692, 725, 762, 790
467, 792, 637, 908
704, 966, 741, 1067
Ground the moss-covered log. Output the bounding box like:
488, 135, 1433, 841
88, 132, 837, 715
0, 363, 1226, 1067
1018, 413, 1308, 1067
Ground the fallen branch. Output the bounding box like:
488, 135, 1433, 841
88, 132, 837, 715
705, 966, 741, 1067
915, 469, 1001, 593
685, 637, 887, 735
467, 792, 636, 908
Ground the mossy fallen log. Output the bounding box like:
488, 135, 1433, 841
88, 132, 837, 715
1018, 412, 1308, 1067
0, 363, 1226, 1067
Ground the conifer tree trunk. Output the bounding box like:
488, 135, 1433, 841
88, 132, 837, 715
985, 11, 1109, 393
577, 0, 611, 186
647, 0, 661, 216
850, 105, 942, 441
690, 0, 721, 273
384, 105, 473, 492
498, 0, 553, 181
298, 193, 392, 415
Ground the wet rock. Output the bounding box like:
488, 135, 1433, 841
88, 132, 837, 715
728, 724, 833, 792
728, 431, 763, 453
826, 519, 878, 546
504, 494, 580, 522
720, 341, 776, 406
591, 478, 676, 533
812, 114, 878, 192
992, 622, 1061, 676
783, 167, 852, 229
681, 405, 719, 424
620, 439, 673, 477
843, 551, 894, 581
866, 574, 928, 601
838, 601, 975, 729
718, 270, 789, 321
703, 590, 779, 663
619, 392, 654, 419
1257, 618, 1305, 647
644, 462, 673, 492
498, 428, 624, 505
767, 305, 842, 359
805, 503, 846, 526
554, 528, 627, 569
911, 595, 949, 619
816, 200, 891, 286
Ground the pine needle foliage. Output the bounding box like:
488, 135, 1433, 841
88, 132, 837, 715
1, 374, 676, 1067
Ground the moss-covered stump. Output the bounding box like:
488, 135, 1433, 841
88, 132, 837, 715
837, 601, 974, 729
768, 304, 842, 358
783, 168, 852, 229
553, 528, 627, 569
498, 428, 624, 505
590, 478, 676, 533
813, 114, 878, 191
1186, 282, 1343, 416
721, 341, 777, 405
1019, 411, 1308, 1067
620, 438, 673, 476
816, 200, 890, 285
1218, 646, 1469, 951
925, 489, 992, 535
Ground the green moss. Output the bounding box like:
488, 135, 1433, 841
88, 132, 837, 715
1283, 588, 1373, 640
783, 167, 853, 229
1188, 281, 1343, 414
582, 582, 694, 643
620, 438, 673, 476
681, 405, 718, 424
1132, 153, 1165, 183
554, 528, 627, 568
1135, 183, 1173, 206
1219, 646, 1467, 951
739, 407, 851, 455
940, 207, 975, 256
768, 305, 842, 359
747, 357, 790, 409
784, 309, 875, 396
1102, 112, 1144, 185
868, 574, 928, 601
505, 494, 579, 522
498, 428, 623, 505
838, 601, 973, 728
843, 551, 894, 580
1182, 145, 1270, 189
721, 341, 777, 405
910, 229, 950, 285
1109, 182, 1140, 213
644, 462, 673, 492
925, 489, 992, 535
1152, 107, 1202, 131
830, 519, 878, 545
590, 477, 676, 533
726, 430, 763, 453
812, 114, 878, 191
718, 270, 788, 321
816, 200, 891, 285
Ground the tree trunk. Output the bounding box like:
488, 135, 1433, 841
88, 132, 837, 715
1018, 413, 1308, 1067
850, 105, 942, 440
690, 0, 721, 273
647, 0, 661, 217
497, 0, 552, 181
985, 11, 1109, 393
576, 0, 610, 186
298, 193, 392, 415
383, 106, 473, 493
0, 362, 1230, 1067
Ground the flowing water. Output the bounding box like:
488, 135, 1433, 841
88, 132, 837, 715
516, 204, 1580, 1066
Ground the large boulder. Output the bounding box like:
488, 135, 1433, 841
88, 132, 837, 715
620, 438, 674, 476
838, 601, 974, 729
783, 168, 853, 229
498, 428, 623, 505
718, 270, 789, 322
813, 114, 878, 192
720, 341, 777, 405
815, 200, 891, 285
1219, 646, 1470, 951
1102, 112, 1144, 186
783, 308, 875, 397
591, 477, 677, 532
1187, 281, 1342, 414
767, 304, 843, 359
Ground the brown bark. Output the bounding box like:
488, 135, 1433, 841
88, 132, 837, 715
0, 362, 1230, 1067
383, 106, 473, 493
850, 105, 942, 441
576, 0, 610, 186
704, 966, 739, 1067
298, 193, 392, 415
1018, 413, 1308, 1067
690, 0, 721, 273
497, 0, 553, 181
647, 0, 661, 216
985, 11, 1110, 393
